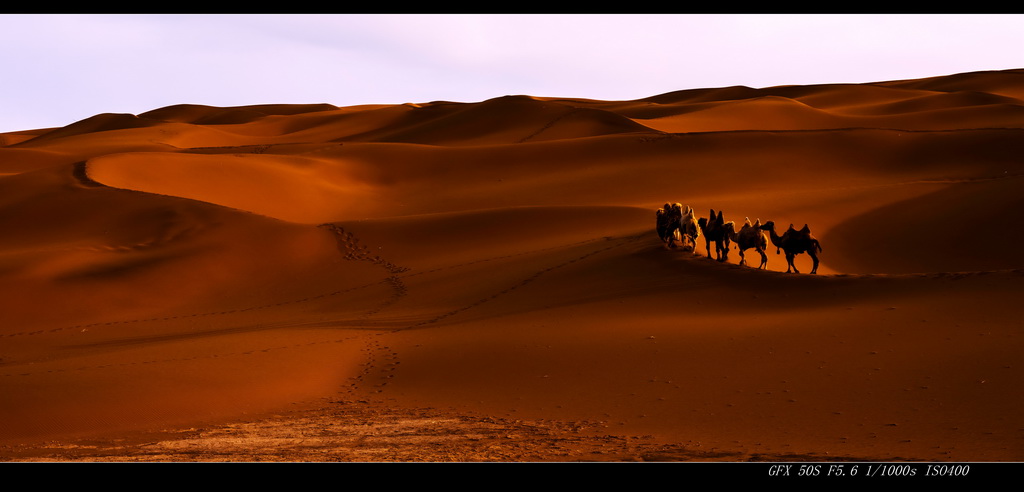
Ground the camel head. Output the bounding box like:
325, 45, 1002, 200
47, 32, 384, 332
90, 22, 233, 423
759, 220, 783, 253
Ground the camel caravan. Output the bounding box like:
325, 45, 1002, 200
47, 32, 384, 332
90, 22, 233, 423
655, 203, 823, 274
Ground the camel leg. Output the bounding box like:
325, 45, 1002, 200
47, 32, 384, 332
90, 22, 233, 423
705, 239, 713, 259
808, 250, 819, 274
738, 249, 746, 266
757, 248, 768, 269
786, 252, 798, 273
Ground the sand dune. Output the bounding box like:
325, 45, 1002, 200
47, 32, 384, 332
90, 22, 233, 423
1, 69, 1022, 462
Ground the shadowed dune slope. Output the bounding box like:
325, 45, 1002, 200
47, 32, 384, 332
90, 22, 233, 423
822, 174, 1024, 274
335, 95, 659, 146
0, 69, 1022, 462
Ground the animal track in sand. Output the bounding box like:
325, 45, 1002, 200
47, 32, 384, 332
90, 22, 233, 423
398, 233, 646, 331
517, 108, 585, 143
2, 227, 636, 342
337, 337, 402, 396
5, 221, 407, 340
0, 276, 389, 340
318, 223, 411, 323
318, 224, 410, 275
4, 200, 653, 409
0, 326, 365, 378
2, 223, 645, 388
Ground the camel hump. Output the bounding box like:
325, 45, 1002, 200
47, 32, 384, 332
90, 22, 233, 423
800, 224, 811, 234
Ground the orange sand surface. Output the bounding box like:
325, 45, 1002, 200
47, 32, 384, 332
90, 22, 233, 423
1, 69, 1022, 462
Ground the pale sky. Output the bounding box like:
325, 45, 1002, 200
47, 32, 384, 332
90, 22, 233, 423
1, 13, 1022, 133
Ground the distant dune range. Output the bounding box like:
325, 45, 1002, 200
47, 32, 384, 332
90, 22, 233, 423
1, 69, 1021, 461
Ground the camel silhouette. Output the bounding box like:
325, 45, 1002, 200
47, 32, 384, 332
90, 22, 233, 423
697, 209, 730, 262
678, 205, 701, 254
655, 202, 683, 248
759, 221, 822, 274
724, 217, 769, 269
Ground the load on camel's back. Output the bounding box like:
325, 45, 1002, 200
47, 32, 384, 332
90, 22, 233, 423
656, 202, 702, 253
655, 202, 683, 248
698, 208, 731, 262
723, 217, 769, 269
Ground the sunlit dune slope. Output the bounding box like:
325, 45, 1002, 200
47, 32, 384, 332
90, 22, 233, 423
0, 163, 347, 330
87, 152, 381, 224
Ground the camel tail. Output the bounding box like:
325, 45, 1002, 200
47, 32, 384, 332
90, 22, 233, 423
814, 239, 822, 253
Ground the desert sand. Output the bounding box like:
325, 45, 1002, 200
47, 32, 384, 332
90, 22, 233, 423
0, 69, 1022, 463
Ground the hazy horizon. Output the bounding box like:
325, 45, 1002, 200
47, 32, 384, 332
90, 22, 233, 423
1, 13, 1022, 133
